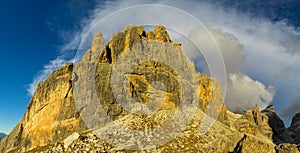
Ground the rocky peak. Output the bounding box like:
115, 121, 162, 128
235, 105, 273, 139
290, 113, 300, 128
288, 112, 300, 144
153, 25, 172, 42
1, 25, 300, 152
99, 25, 181, 64
266, 104, 275, 112
82, 32, 104, 63
261, 105, 292, 144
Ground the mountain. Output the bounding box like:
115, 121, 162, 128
0, 25, 299, 153
0, 133, 6, 141
288, 113, 300, 144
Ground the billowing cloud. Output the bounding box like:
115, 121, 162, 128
226, 74, 275, 113
205, 29, 275, 112
28, 0, 300, 121
208, 29, 245, 74
192, 28, 275, 112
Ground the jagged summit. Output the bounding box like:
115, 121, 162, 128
266, 104, 275, 112
99, 25, 180, 64
0, 25, 299, 153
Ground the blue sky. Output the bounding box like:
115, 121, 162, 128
0, 0, 98, 133
0, 0, 58, 133
0, 0, 300, 133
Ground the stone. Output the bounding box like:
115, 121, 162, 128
153, 25, 171, 42
64, 132, 80, 148
232, 134, 275, 153
235, 105, 273, 139
275, 143, 300, 153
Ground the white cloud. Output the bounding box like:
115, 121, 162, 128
189, 27, 245, 76
202, 29, 276, 112
192, 28, 275, 112
208, 29, 245, 74
226, 74, 275, 113
60, 32, 81, 52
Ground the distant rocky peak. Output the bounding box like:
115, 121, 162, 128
261, 105, 294, 144
290, 113, 300, 128
235, 105, 272, 139
288, 112, 300, 144
265, 104, 275, 112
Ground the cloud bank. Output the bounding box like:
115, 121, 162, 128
29, 0, 300, 121
227, 74, 275, 113
186, 26, 275, 112
207, 29, 275, 112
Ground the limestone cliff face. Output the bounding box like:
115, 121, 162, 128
96, 25, 227, 126
0, 25, 299, 153
0, 63, 87, 152
235, 105, 273, 139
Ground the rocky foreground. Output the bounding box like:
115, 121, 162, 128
0, 25, 299, 153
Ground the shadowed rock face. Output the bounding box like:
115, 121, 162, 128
0, 25, 300, 153
262, 105, 292, 144
289, 113, 300, 144
262, 105, 300, 146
